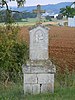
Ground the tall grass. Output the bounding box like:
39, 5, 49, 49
0, 81, 75, 100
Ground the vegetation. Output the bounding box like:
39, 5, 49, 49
60, 6, 75, 18
45, 15, 52, 21
56, 14, 63, 20
0, 0, 26, 24
0, 1, 75, 99
0, 11, 37, 23
0, 25, 29, 85
0, 79, 75, 100
0, 0, 26, 7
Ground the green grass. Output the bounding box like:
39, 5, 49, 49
16, 18, 48, 26
0, 83, 75, 100
0, 18, 48, 26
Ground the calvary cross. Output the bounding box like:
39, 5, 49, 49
33, 5, 45, 23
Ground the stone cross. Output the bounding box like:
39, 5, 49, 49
33, 4, 45, 23
22, 5, 56, 94
22, 25, 56, 94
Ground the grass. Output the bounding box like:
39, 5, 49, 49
0, 18, 67, 27
0, 82, 75, 100
0, 18, 49, 26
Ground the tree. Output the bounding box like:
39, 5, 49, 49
0, 0, 26, 7
56, 14, 63, 20
0, 0, 26, 24
60, 6, 75, 18
45, 15, 52, 21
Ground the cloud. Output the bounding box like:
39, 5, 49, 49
8, 1, 17, 7
1, 0, 75, 7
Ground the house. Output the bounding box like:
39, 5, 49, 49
68, 2, 75, 27
42, 11, 59, 19
68, 16, 75, 27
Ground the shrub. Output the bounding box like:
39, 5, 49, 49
56, 14, 63, 20
0, 25, 29, 85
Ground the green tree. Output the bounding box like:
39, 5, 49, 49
60, 6, 75, 18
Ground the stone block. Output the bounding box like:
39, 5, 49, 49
41, 83, 54, 93
24, 84, 40, 94
22, 65, 30, 73
31, 67, 46, 73
37, 74, 54, 84
32, 84, 40, 94
24, 84, 32, 94
24, 74, 37, 84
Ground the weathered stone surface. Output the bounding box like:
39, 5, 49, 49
41, 83, 54, 93
32, 84, 40, 94
24, 84, 32, 94
29, 25, 49, 60
31, 67, 46, 73
24, 74, 37, 84
22, 24, 56, 94
22, 64, 30, 73
22, 60, 56, 74
37, 74, 54, 84
23, 73, 54, 94
26, 60, 52, 67
24, 84, 40, 94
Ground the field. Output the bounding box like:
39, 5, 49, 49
0, 22, 75, 100
0, 18, 65, 26
18, 25, 75, 70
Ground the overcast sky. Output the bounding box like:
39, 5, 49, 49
8, 0, 75, 7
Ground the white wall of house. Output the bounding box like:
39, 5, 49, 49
68, 16, 75, 27
54, 14, 58, 18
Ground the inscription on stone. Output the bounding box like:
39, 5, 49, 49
30, 25, 48, 60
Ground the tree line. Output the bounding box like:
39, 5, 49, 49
0, 10, 37, 23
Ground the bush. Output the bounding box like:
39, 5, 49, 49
0, 25, 29, 85
56, 14, 63, 20
45, 16, 52, 21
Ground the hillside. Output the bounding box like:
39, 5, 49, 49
11, 2, 72, 13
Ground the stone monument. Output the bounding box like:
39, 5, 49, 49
22, 5, 56, 94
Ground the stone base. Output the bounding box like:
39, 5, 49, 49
22, 60, 56, 94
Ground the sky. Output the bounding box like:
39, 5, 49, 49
7, 0, 75, 7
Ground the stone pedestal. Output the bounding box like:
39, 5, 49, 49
22, 60, 56, 94
22, 24, 56, 94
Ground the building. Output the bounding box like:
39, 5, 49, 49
68, 16, 75, 27
68, 2, 75, 27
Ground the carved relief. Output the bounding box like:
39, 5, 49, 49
35, 29, 44, 42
